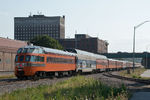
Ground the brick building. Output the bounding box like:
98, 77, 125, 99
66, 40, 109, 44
0, 37, 27, 71
58, 34, 108, 54
14, 15, 65, 41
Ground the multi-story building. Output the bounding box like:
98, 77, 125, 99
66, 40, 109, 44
14, 15, 65, 41
59, 34, 108, 54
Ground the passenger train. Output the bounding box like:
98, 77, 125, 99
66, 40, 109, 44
14, 46, 138, 79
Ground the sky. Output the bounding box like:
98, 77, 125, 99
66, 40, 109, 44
0, 0, 150, 52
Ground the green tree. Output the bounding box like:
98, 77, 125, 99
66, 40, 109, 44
30, 35, 63, 50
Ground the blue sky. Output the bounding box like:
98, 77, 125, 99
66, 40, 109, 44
0, 0, 150, 52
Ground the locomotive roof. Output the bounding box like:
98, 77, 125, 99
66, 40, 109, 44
43, 47, 76, 56
24, 45, 40, 49
65, 48, 107, 59
108, 59, 123, 62
108, 59, 129, 63
23, 46, 76, 56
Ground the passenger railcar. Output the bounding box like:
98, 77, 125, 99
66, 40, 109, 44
96, 58, 108, 72
108, 59, 117, 70
116, 60, 123, 70
66, 48, 107, 73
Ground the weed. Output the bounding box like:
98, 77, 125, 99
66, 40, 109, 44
0, 76, 128, 100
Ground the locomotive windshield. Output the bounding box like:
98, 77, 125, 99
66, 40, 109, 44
15, 55, 44, 62
17, 48, 43, 54
20, 55, 24, 61
23, 48, 35, 53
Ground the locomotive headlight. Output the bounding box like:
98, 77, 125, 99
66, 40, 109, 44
22, 63, 25, 67
21, 63, 27, 67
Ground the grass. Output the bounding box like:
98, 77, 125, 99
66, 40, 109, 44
0, 75, 15, 79
119, 68, 147, 79
0, 76, 128, 100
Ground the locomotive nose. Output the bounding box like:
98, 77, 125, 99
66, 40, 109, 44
16, 63, 27, 71
19, 63, 22, 67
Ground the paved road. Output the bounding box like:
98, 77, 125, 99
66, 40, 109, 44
130, 92, 150, 100
141, 70, 150, 77
130, 70, 150, 100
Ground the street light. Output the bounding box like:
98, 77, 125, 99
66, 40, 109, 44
146, 45, 150, 68
133, 20, 150, 72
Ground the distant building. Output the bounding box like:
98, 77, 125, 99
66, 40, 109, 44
58, 34, 108, 54
14, 15, 65, 41
0, 37, 27, 71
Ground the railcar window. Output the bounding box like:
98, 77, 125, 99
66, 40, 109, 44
25, 55, 31, 61
34, 56, 38, 62
20, 55, 24, 61
15, 55, 18, 62
109, 61, 115, 65
17, 48, 23, 54
97, 60, 107, 66
47, 57, 74, 64
30, 56, 44, 62
40, 57, 44, 62
30, 56, 36, 62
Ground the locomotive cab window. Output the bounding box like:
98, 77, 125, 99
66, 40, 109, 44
15, 55, 19, 62
17, 48, 23, 54
20, 55, 24, 61
25, 55, 31, 61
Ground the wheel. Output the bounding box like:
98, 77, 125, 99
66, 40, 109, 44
68, 71, 73, 77
32, 74, 39, 81
17, 76, 23, 80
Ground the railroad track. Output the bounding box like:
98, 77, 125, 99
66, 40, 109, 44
1, 70, 146, 96
0, 78, 31, 87
0, 72, 104, 89
0, 76, 72, 96
0, 70, 146, 96
103, 72, 150, 84
0, 70, 132, 87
